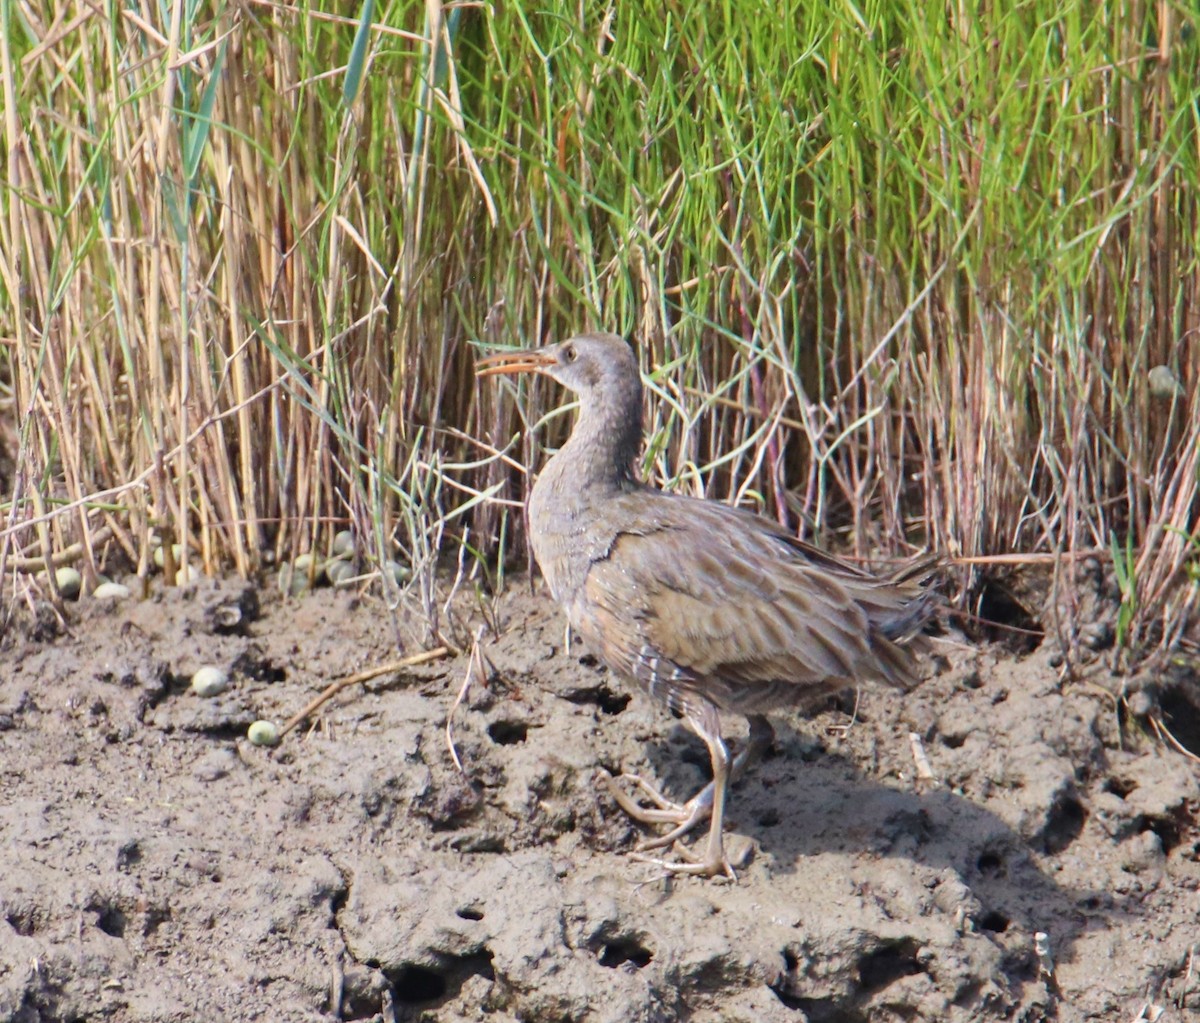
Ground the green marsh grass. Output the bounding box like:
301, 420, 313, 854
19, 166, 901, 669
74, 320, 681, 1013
1, 0, 1197, 656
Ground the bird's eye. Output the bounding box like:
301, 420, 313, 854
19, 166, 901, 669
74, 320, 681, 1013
565, 345, 578, 363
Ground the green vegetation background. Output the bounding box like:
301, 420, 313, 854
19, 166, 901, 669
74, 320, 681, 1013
1, 0, 1197, 651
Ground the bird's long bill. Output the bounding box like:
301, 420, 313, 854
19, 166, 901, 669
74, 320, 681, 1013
474, 348, 556, 378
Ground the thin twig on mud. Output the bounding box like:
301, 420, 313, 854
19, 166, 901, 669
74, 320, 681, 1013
278, 646, 452, 739
908, 732, 936, 782
1149, 711, 1200, 764
1179, 944, 1196, 1010
949, 607, 1047, 638
824, 688, 861, 738
446, 626, 487, 772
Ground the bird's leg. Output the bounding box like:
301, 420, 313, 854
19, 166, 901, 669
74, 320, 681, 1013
629, 704, 737, 879
602, 712, 775, 840
741, 714, 775, 775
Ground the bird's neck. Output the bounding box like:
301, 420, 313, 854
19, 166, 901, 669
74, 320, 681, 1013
528, 377, 643, 603
530, 377, 643, 532
552, 386, 642, 491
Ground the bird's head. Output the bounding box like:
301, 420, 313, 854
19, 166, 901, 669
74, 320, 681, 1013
476, 332, 639, 401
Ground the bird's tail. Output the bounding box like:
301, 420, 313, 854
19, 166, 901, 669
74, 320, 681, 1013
853, 557, 945, 690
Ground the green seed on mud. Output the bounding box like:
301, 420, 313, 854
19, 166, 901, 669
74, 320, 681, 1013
54, 566, 82, 599
93, 581, 132, 600
326, 559, 357, 586
294, 552, 321, 574
383, 559, 411, 586
247, 720, 280, 747
1148, 364, 1184, 399
153, 543, 184, 570
332, 530, 355, 558
191, 665, 229, 698
279, 556, 322, 597
171, 564, 198, 586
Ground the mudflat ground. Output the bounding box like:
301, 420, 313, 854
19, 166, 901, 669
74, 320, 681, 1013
1, 573, 1198, 1022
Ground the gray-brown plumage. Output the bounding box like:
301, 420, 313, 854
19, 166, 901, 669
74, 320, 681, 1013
478, 332, 936, 878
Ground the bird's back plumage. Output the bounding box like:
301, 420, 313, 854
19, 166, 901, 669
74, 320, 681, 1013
552, 487, 934, 719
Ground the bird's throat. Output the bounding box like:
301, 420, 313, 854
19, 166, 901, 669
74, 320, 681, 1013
527, 382, 643, 602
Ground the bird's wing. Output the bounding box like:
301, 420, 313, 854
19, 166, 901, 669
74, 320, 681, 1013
577, 495, 922, 709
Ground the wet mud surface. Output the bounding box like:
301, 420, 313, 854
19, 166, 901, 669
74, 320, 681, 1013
1, 576, 1198, 1022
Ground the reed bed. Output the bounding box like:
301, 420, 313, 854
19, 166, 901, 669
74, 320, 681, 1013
1, 0, 1197, 658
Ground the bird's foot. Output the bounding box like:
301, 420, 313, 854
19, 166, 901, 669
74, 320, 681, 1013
628, 832, 754, 881
599, 769, 713, 847
629, 844, 737, 881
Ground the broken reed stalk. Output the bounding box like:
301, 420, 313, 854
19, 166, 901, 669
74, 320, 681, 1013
278, 646, 453, 740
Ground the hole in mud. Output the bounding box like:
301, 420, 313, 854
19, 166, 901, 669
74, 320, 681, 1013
598, 937, 653, 969
1160, 681, 1200, 758
116, 839, 142, 871
578, 653, 599, 668
487, 720, 528, 745
756, 808, 781, 827
1104, 776, 1137, 798
386, 953, 495, 1006
941, 732, 967, 749
1079, 893, 1110, 912
1140, 815, 1181, 854
857, 939, 924, 994
978, 910, 1010, 934
972, 576, 1044, 652
392, 965, 446, 1003
562, 685, 631, 715
1042, 794, 1086, 855
976, 850, 1005, 877
232, 653, 286, 684
96, 906, 127, 938
456, 906, 484, 921
5, 910, 36, 936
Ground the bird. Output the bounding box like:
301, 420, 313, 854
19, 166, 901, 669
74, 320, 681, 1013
477, 332, 937, 879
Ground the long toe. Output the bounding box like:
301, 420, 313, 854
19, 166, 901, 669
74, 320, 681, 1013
629, 845, 737, 881
632, 801, 715, 850
600, 770, 715, 831
600, 770, 684, 819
